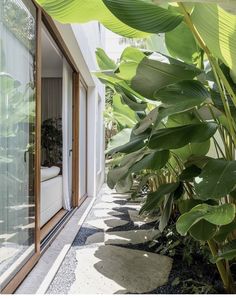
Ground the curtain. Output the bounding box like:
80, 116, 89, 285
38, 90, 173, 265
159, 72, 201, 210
41, 78, 62, 122
62, 58, 72, 211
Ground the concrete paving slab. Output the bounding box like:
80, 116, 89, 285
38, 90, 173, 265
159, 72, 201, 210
85, 232, 105, 245
33, 184, 173, 295
86, 217, 129, 231
90, 209, 124, 219
104, 229, 159, 245
69, 244, 172, 294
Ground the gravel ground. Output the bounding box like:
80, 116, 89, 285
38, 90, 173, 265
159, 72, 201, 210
47, 187, 226, 294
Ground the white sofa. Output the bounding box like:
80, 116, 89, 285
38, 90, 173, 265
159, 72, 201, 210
40, 167, 63, 227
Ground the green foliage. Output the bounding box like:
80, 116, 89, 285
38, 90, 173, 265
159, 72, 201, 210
35, 0, 236, 292
130, 150, 169, 173
95, 31, 236, 292
139, 182, 180, 215
176, 203, 235, 235
195, 159, 236, 199
41, 118, 62, 166
214, 220, 236, 243
212, 240, 236, 263
149, 123, 218, 150
153, 80, 209, 126
36, 0, 149, 38
103, 0, 183, 33
117, 48, 201, 99
192, 4, 236, 77
106, 129, 149, 155
165, 20, 200, 64
96, 48, 117, 71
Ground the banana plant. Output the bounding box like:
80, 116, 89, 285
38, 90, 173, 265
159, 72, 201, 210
35, 0, 236, 293
95, 46, 236, 293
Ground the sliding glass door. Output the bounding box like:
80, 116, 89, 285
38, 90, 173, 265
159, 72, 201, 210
0, 0, 37, 290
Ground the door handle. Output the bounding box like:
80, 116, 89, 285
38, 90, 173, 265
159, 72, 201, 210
24, 149, 29, 162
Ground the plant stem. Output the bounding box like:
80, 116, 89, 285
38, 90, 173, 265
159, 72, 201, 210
207, 240, 236, 293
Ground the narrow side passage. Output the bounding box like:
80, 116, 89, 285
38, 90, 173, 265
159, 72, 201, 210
47, 185, 173, 294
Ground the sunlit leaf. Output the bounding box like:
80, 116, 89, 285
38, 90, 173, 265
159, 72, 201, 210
192, 4, 236, 75
195, 159, 236, 199
103, 0, 183, 33
176, 203, 235, 236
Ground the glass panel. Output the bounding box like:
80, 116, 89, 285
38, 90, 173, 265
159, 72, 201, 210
0, 0, 36, 289
79, 83, 87, 200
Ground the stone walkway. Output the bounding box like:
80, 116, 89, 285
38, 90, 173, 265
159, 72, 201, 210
47, 185, 173, 294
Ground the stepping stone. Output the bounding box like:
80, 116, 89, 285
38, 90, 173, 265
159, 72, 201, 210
85, 232, 105, 245
85, 229, 158, 246
69, 245, 172, 294
128, 209, 158, 225
93, 202, 121, 210
100, 195, 116, 203
101, 195, 128, 203
91, 209, 123, 219
104, 229, 159, 245
86, 217, 129, 231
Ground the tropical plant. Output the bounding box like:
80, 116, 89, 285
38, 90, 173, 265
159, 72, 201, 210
96, 46, 236, 293
41, 118, 62, 166
35, 0, 236, 293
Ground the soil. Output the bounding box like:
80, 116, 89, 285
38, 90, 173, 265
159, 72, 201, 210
118, 238, 226, 294
153, 252, 226, 294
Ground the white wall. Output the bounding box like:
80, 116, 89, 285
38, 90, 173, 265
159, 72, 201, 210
52, 20, 105, 198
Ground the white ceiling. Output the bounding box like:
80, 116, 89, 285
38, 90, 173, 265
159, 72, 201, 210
42, 26, 63, 77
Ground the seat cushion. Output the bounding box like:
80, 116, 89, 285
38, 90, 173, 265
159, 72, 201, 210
41, 166, 60, 182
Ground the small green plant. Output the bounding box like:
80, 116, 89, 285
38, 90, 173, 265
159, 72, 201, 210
41, 118, 62, 166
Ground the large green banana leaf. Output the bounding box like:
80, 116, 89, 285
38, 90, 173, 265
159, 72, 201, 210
191, 4, 236, 76
195, 159, 236, 199
149, 123, 218, 150
102, 0, 183, 33
152, 1, 236, 14
112, 94, 138, 127
116, 47, 201, 99
35, 0, 182, 37
165, 21, 200, 64
36, 0, 236, 78
176, 203, 235, 236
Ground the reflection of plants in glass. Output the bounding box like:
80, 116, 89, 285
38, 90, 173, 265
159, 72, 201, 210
1, 0, 35, 52
0, 72, 35, 207
41, 118, 62, 167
